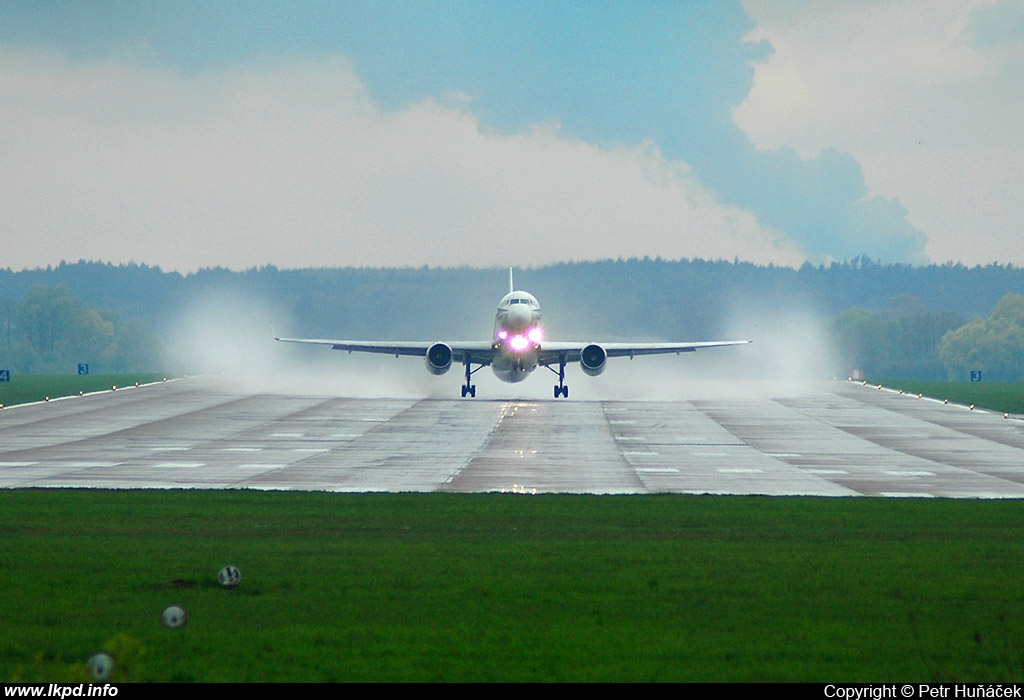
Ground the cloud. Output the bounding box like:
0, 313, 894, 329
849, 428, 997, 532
969, 0, 1024, 47
735, 0, 1024, 265
7, 2, 1009, 268
741, 146, 928, 264
337, 2, 931, 266
0, 48, 803, 272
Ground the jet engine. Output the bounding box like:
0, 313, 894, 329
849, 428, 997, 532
579, 343, 607, 376
425, 342, 454, 375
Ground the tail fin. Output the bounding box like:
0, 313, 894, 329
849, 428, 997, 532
508, 267, 514, 294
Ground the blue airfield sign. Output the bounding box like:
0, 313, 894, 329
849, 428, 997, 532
78, 364, 89, 375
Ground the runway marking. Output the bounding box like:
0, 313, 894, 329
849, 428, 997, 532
6, 380, 1024, 497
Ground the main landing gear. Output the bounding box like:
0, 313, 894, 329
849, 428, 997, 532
547, 357, 569, 399
461, 360, 481, 398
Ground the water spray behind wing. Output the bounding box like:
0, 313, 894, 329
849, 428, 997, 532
162, 289, 440, 399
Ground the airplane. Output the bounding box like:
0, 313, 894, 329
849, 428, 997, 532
275, 269, 750, 398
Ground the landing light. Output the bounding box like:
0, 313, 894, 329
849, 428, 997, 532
509, 335, 530, 352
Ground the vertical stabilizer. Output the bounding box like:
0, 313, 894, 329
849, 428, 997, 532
509, 267, 514, 294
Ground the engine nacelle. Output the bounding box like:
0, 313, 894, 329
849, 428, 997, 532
579, 343, 607, 377
425, 342, 453, 375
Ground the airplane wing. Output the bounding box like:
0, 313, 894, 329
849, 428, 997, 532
536, 340, 751, 364
273, 336, 497, 365
275, 335, 750, 363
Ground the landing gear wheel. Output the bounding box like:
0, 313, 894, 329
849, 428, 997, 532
462, 384, 476, 398
554, 385, 568, 399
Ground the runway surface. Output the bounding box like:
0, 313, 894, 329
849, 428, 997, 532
2, 377, 1024, 497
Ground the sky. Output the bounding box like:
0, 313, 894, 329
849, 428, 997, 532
1, 0, 1021, 273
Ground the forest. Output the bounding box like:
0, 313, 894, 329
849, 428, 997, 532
0, 257, 1022, 380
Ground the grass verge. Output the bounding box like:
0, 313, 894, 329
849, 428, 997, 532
0, 374, 171, 408
2, 490, 1024, 682
873, 379, 1024, 415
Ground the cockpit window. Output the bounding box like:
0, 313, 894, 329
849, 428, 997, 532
499, 293, 539, 310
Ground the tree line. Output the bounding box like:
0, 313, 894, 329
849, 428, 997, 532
0, 259, 1022, 380
937, 293, 1024, 381
0, 285, 162, 374
826, 292, 1024, 381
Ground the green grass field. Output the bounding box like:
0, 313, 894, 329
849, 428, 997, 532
0, 373, 170, 408
873, 380, 1024, 415
5, 377, 1024, 681
3, 490, 1024, 682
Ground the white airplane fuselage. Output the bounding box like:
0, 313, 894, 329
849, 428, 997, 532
490, 290, 542, 383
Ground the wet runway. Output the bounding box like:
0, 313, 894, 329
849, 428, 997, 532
2, 377, 1024, 497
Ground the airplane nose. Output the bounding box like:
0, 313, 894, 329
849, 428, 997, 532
506, 304, 532, 329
